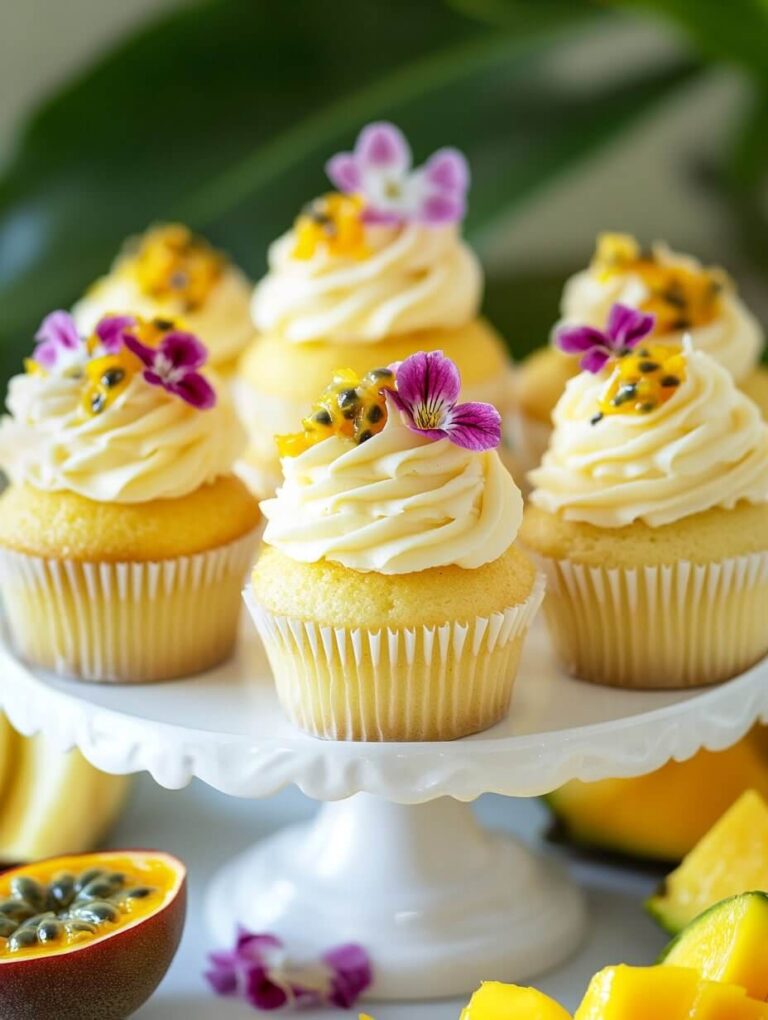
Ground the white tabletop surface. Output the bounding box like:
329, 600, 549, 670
118, 777, 669, 1018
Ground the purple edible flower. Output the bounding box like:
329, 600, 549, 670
556, 302, 656, 373
32, 311, 83, 371
123, 330, 216, 409
326, 121, 469, 225
93, 314, 136, 354
387, 350, 501, 452
205, 930, 372, 1011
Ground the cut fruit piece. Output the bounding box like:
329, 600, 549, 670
461, 981, 571, 1019
574, 965, 768, 1020
0, 849, 186, 1019
546, 729, 768, 863
0, 725, 131, 863
660, 892, 768, 1001
648, 790, 768, 933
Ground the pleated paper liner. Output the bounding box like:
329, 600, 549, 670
535, 552, 768, 689
0, 529, 259, 683
244, 574, 545, 742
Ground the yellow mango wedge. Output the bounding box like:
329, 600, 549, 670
461, 981, 571, 1019
574, 965, 768, 1020
648, 790, 768, 933
660, 892, 768, 1001
547, 729, 768, 863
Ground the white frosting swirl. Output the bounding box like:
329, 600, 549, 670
529, 344, 768, 528
261, 414, 521, 573
0, 370, 246, 504
252, 223, 482, 344
73, 265, 253, 366
560, 247, 764, 383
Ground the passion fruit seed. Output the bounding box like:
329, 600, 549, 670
72, 901, 119, 924
78, 879, 119, 901
10, 877, 46, 910
8, 928, 39, 951
123, 887, 153, 900
74, 869, 106, 893
18, 912, 56, 930
0, 899, 35, 921
49, 873, 76, 908
0, 918, 18, 938
37, 920, 64, 944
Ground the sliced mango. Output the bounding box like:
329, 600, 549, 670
574, 965, 768, 1020
660, 892, 768, 1001
461, 981, 571, 1019
546, 729, 768, 862
648, 790, 768, 933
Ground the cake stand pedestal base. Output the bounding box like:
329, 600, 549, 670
204, 793, 586, 1000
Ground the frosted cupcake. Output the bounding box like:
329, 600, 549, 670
514, 233, 768, 475
73, 224, 253, 374
247, 351, 543, 741
0, 311, 260, 682
520, 303, 768, 690
237, 122, 514, 495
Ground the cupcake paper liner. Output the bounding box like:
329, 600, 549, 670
244, 574, 545, 742
0, 530, 259, 683
535, 552, 768, 689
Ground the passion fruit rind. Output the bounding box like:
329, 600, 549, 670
0, 866, 157, 955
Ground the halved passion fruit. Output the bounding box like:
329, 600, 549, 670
0, 849, 186, 1019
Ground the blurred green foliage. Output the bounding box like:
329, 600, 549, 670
0, 0, 766, 384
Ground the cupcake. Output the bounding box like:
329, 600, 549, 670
520, 303, 768, 690
514, 233, 768, 475
236, 122, 514, 496
247, 350, 543, 741
73, 223, 253, 374
0, 311, 260, 682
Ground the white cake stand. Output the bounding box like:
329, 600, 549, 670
0, 617, 766, 1001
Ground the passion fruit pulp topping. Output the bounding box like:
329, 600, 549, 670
276, 366, 395, 457
595, 342, 686, 423
292, 193, 369, 261
0, 855, 172, 958
133, 223, 224, 310
593, 233, 726, 334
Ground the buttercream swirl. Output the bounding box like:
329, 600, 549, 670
0, 370, 245, 504
73, 265, 253, 366
560, 247, 764, 383
251, 222, 482, 344
261, 413, 521, 573
529, 344, 768, 528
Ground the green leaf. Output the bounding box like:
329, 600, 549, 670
0, 0, 698, 382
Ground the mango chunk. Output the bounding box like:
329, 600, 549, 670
574, 965, 768, 1020
547, 729, 768, 862
461, 981, 571, 1019
660, 892, 768, 1001
648, 790, 768, 933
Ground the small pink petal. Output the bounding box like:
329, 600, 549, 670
326, 152, 362, 194
95, 314, 135, 353
395, 350, 461, 412
204, 968, 237, 996
245, 967, 289, 1010
423, 147, 469, 194
556, 324, 609, 355
420, 192, 464, 224
580, 348, 611, 374
171, 371, 217, 409
606, 302, 655, 348
356, 121, 411, 173
442, 401, 501, 451
160, 331, 208, 371
123, 334, 156, 369
35, 310, 80, 351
